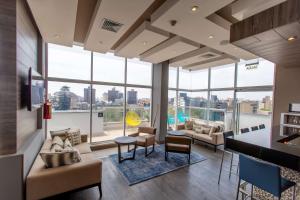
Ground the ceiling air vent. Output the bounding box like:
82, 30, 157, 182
101, 18, 123, 33
201, 53, 217, 59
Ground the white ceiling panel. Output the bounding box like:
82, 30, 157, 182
184, 56, 238, 71
114, 21, 170, 58
27, 0, 78, 46
170, 47, 223, 67
140, 36, 199, 64
84, 0, 155, 53
151, 0, 257, 60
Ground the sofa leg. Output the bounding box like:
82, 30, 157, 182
214, 146, 217, 152
98, 182, 102, 198
188, 154, 191, 164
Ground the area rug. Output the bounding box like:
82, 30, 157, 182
108, 145, 206, 185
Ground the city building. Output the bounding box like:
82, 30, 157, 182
1, 1, 299, 200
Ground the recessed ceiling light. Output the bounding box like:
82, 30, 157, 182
191, 6, 198, 12
208, 35, 214, 39
142, 41, 148, 45
53, 34, 60, 39
287, 36, 297, 41
99, 41, 103, 44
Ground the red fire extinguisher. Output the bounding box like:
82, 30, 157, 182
43, 100, 52, 119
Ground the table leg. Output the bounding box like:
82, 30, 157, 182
118, 144, 121, 163
132, 143, 137, 159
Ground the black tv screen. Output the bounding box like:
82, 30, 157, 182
28, 68, 44, 111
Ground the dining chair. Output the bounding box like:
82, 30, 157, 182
259, 124, 265, 129
240, 128, 250, 134
236, 154, 296, 200
218, 131, 239, 184
251, 126, 259, 131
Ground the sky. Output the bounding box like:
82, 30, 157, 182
48, 44, 275, 101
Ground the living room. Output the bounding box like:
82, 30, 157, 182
0, 0, 300, 200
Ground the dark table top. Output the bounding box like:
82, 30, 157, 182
226, 129, 300, 171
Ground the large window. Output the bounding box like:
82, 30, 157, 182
168, 59, 274, 133
46, 44, 152, 142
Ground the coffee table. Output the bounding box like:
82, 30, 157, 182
114, 136, 137, 163
167, 130, 186, 136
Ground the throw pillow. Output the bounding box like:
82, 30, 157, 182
194, 128, 203, 134
209, 126, 217, 136
51, 136, 64, 148
184, 120, 193, 130
68, 129, 81, 146
40, 150, 81, 168
64, 138, 72, 148
50, 144, 63, 153
193, 122, 202, 131
50, 128, 71, 141
201, 126, 211, 135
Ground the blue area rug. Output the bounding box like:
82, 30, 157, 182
109, 145, 206, 185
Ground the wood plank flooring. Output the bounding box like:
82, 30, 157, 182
47, 143, 240, 200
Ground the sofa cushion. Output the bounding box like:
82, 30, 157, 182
182, 130, 195, 137
193, 133, 214, 144
184, 120, 193, 130
50, 128, 71, 140
74, 142, 92, 154
50, 144, 63, 153
40, 149, 81, 168
200, 126, 211, 135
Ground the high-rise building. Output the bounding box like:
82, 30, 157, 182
108, 87, 123, 103
127, 89, 137, 104
84, 86, 96, 104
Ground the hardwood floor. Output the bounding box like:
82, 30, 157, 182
48, 143, 240, 200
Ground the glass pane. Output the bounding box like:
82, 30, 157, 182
47, 81, 90, 138
237, 58, 275, 87
179, 67, 191, 89
190, 92, 208, 121
190, 69, 208, 90
209, 90, 234, 130
169, 66, 177, 88
125, 87, 151, 134
177, 91, 191, 124
92, 85, 124, 142
236, 91, 273, 132
48, 44, 91, 80
168, 90, 177, 130
93, 52, 125, 83
210, 63, 235, 88
127, 58, 152, 86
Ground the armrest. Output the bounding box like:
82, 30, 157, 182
145, 135, 155, 146
81, 134, 88, 143
211, 132, 224, 145
27, 159, 102, 200
176, 124, 185, 130
128, 132, 139, 137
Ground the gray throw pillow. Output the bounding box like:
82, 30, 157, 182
68, 129, 81, 146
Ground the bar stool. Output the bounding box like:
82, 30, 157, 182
259, 124, 265, 129
251, 126, 259, 131
240, 128, 250, 134
236, 154, 296, 200
218, 131, 239, 184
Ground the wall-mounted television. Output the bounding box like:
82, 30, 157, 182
27, 67, 44, 111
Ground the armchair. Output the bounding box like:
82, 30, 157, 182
165, 135, 192, 164
129, 127, 157, 157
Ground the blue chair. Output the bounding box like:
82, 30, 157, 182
237, 154, 296, 200
240, 128, 250, 134
259, 124, 265, 129
251, 126, 259, 131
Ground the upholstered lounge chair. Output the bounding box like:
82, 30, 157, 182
165, 135, 192, 164
129, 127, 157, 157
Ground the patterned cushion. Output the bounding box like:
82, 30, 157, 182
51, 136, 64, 148
50, 144, 63, 153
200, 126, 211, 135
184, 120, 193, 130
209, 126, 217, 136
40, 149, 81, 168
68, 129, 81, 146
64, 138, 72, 148
50, 128, 71, 141
193, 122, 202, 131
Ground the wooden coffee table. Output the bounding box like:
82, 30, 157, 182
114, 136, 137, 163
